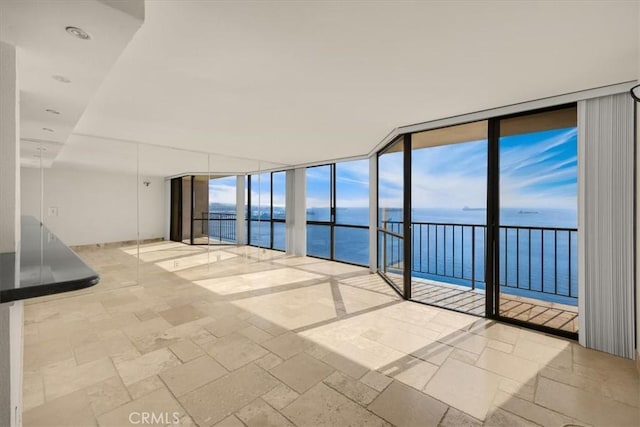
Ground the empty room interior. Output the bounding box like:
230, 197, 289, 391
2, 1, 640, 426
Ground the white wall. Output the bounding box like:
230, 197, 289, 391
0, 41, 23, 427
21, 167, 165, 246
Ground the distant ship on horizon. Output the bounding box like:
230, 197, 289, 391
462, 206, 486, 211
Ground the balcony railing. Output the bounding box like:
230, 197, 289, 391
382, 221, 578, 303
200, 212, 237, 243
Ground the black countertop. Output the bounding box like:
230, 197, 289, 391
0, 216, 99, 303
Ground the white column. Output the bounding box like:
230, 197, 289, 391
368, 155, 377, 273
0, 41, 23, 427
235, 176, 246, 245
285, 170, 295, 254
288, 167, 306, 256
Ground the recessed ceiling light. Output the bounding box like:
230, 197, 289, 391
42, 128, 54, 132
52, 75, 71, 83
65, 26, 91, 40
45, 109, 60, 115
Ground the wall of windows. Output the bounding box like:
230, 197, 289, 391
247, 171, 286, 250
377, 104, 580, 339
306, 159, 369, 265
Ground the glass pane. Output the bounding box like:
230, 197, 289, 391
378, 137, 405, 294
410, 121, 487, 316
306, 165, 331, 222
272, 171, 286, 220
378, 141, 403, 234
336, 159, 369, 226
208, 176, 237, 244
378, 230, 404, 292
250, 173, 271, 221
334, 226, 368, 265
307, 224, 331, 258
273, 222, 286, 251
250, 220, 271, 248
498, 106, 578, 334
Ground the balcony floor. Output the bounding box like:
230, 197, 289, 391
411, 279, 578, 334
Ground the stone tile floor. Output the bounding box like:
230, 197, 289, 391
22, 242, 639, 426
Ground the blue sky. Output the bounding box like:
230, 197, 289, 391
380, 127, 578, 209
210, 126, 577, 211
306, 160, 369, 208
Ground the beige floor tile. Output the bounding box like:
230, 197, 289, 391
439, 407, 482, 427
323, 371, 379, 405
98, 387, 185, 427
261, 383, 300, 410
43, 357, 117, 400
159, 304, 206, 326
410, 342, 455, 366
22, 371, 44, 411
114, 347, 181, 385
472, 322, 520, 345
236, 398, 295, 427
23, 389, 97, 426
204, 315, 251, 337
438, 330, 488, 354
486, 339, 514, 354
475, 347, 540, 384
368, 381, 448, 427
203, 333, 269, 371
484, 407, 539, 427
284, 383, 388, 427
232, 283, 340, 330
238, 325, 273, 344
512, 336, 572, 370
195, 267, 323, 295
297, 261, 367, 276
170, 339, 205, 362
320, 351, 369, 379
212, 415, 245, 427
423, 357, 501, 421
24, 337, 74, 371
269, 353, 335, 393
254, 352, 284, 371
535, 377, 640, 426
360, 370, 393, 392
160, 355, 227, 396
497, 377, 535, 402
179, 363, 280, 426
23, 245, 640, 427
386, 357, 438, 391
493, 390, 580, 426
262, 332, 314, 360
85, 376, 131, 416
127, 375, 164, 400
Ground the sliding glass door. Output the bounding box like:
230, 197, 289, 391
376, 104, 579, 338
378, 136, 408, 296
410, 121, 488, 316
497, 106, 578, 334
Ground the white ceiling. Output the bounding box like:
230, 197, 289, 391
3, 1, 639, 176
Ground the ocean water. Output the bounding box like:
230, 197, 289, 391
222, 206, 578, 306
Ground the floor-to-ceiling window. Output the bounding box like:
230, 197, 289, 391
377, 104, 578, 338
306, 160, 369, 266
410, 121, 488, 315
247, 171, 286, 250
378, 137, 407, 294
170, 174, 237, 245
208, 175, 237, 244
496, 106, 578, 334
